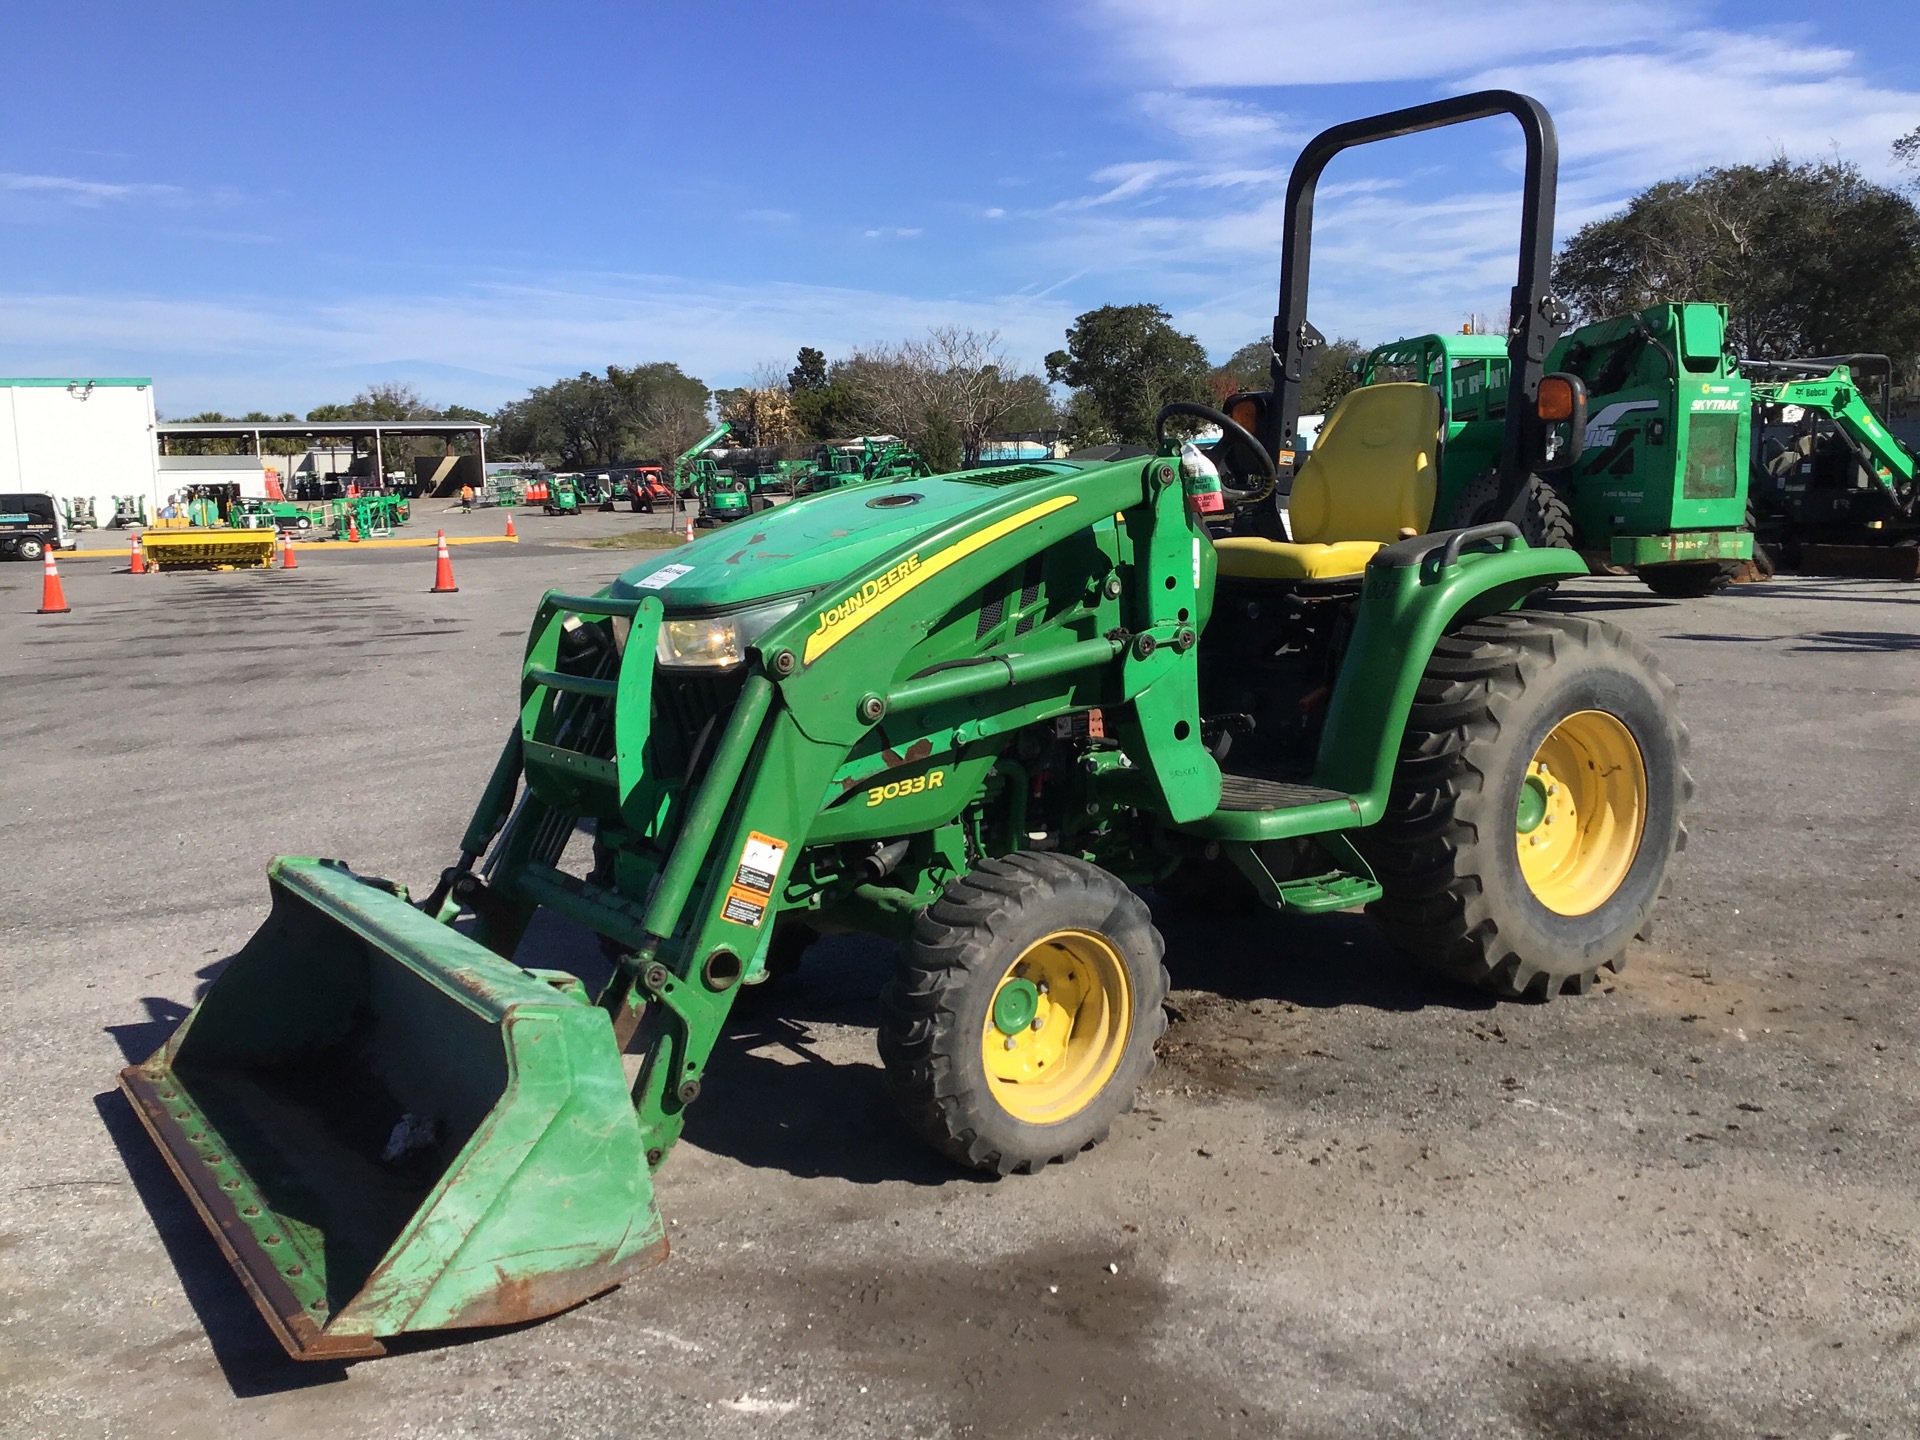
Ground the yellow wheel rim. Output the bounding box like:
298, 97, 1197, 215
981, 930, 1132, 1125
1515, 709, 1648, 916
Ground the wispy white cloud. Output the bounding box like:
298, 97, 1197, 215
1137, 91, 1296, 148
0, 172, 185, 207
862, 226, 924, 239
1089, 0, 1686, 86
0, 273, 1078, 413
1468, 31, 1920, 192
1060, 1, 1920, 355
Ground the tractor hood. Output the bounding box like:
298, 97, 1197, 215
610, 468, 1079, 612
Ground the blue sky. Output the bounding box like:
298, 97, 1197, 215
3, 0, 1917, 415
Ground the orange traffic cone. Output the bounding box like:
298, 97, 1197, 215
37, 549, 70, 614
128, 532, 146, 575
684, 512, 695, 542
430, 530, 458, 593
280, 530, 298, 569
504, 512, 517, 540
348, 514, 361, 543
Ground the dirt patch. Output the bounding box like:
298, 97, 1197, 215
1505, 1348, 1738, 1440
580, 530, 689, 550
1153, 989, 1301, 1099
749, 1241, 1277, 1437
1607, 946, 1830, 1045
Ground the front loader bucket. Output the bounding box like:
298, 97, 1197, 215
118, 857, 666, 1360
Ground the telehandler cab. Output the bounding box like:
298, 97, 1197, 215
121, 91, 1690, 1360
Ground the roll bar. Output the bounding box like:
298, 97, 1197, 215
1268, 90, 1565, 514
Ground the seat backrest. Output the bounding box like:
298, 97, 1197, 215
1287, 383, 1440, 544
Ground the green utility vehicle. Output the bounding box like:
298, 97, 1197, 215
1746, 355, 1918, 560
121, 91, 1691, 1362
1342, 304, 1756, 597
228, 499, 317, 532
543, 474, 584, 516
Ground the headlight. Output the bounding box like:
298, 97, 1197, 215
655, 596, 805, 669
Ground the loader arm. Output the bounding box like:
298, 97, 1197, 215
1760, 373, 1918, 505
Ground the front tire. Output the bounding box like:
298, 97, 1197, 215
16, 536, 46, 562
879, 853, 1167, 1174
1447, 472, 1576, 551
1364, 613, 1690, 998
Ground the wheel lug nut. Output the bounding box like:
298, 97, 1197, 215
1031, 1018, 1044, 1032
1004, 1036, 1017, 1050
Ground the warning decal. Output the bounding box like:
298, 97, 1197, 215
722, 831, 788, 928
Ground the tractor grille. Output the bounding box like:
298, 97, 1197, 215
652, 667, 749, 774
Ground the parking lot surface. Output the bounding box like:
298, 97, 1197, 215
2, 536, 1916, 1439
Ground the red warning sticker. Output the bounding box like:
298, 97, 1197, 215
722, 831, 787, 928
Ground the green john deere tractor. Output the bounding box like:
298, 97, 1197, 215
120, 91, 1691, 1361
1326, 303, 1757, 598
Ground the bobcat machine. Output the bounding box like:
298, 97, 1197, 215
120, 91, 1691, 1361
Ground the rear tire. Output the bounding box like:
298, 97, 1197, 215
1363, 613, 1690, 998
16, 536, 46, 562
1639, 561, 1737, 598
1447, 472, 1576, 551
879, 853, 1166, 1174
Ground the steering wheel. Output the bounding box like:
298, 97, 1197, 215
1153, 402, 1278, 505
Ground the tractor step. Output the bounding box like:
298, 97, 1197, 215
1179, 771, 1364, 843
1269, 871, 1384, 913
1215, 774, 1347, 811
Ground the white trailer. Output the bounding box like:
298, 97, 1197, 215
0, 378, 163, 527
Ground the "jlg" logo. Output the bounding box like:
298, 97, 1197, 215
867, 770, 945, 807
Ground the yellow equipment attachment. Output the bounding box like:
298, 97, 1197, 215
141, 529, 277, 571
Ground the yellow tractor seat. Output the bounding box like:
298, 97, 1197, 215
1212, 382, 1441, 582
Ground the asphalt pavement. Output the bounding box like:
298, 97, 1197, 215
1, 521, 1916, 1439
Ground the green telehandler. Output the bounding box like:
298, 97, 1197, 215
120, 91, 1691, 1361
1332, 303, 1757, 597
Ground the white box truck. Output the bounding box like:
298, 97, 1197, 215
0, 378, 163, 545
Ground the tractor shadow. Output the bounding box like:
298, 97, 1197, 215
91, 1086, 355, 1398
687, 933, 982, 1188
102, 983, 357, 1396
1149, 901, 1496, 1015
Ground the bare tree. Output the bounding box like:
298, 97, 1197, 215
841, 326, 1042, 468
632, 388, 712, 465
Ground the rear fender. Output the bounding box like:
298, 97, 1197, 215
1312, 529, 1584, 820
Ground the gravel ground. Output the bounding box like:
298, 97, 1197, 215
1, 530, 1916, 1440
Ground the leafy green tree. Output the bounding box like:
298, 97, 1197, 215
491, 364, 712, 465
919, 410, 962, 473
1045, 304, 1212, 444
1553, 158, 1920, 364
1210, 335, 1365, 415
788, 346, 829, 393
995, 373, 1061, 436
